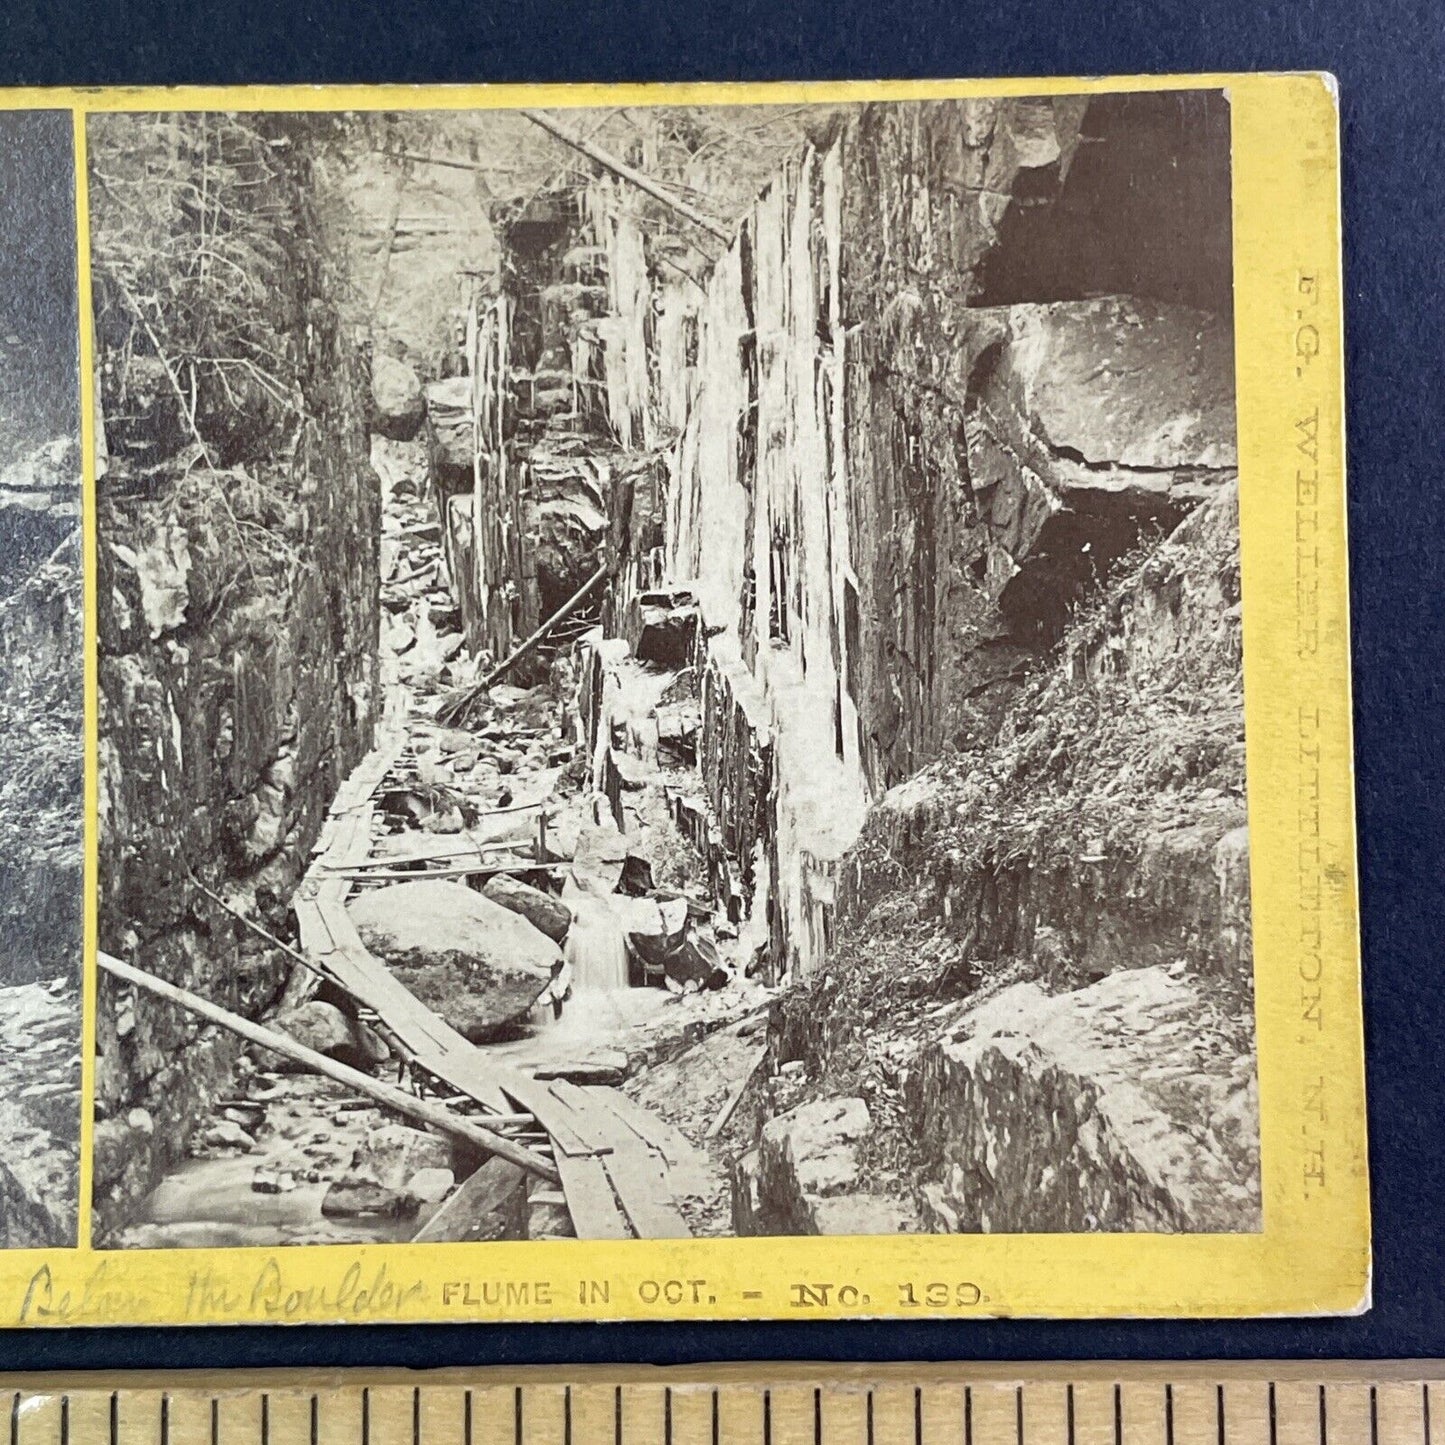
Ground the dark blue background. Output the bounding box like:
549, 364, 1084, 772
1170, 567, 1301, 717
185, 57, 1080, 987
2, 0, 1440, 1372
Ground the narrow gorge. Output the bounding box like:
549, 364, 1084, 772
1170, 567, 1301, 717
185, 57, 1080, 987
91, 93, 1258, 1246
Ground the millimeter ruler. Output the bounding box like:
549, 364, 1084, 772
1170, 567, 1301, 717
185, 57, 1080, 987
3, 1366, 1441, 1445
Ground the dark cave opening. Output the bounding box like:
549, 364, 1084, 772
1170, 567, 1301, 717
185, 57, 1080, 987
966, 88, 1235, 652
973, 89, 1234, 316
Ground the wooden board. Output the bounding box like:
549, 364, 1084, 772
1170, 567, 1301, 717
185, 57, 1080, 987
551, 1150, 630, 1241
292, 720, 699, 1241
556, 1083, 693, 1239
500, 1076, 613, 1160
295, 738, 516, 1112
552, 1082, 691, 1240
412, 1157, 528, 1243
583, 1085, 705, 1167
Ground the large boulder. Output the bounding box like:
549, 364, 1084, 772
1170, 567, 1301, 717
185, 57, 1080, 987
481, 874, 572, 944
914, 966, 1260, 1233
350, 1122, 454, 1190
269, 1000, 388, 1072
347, 879, 561, 1041
630, 590, 698, 668
370, 356, 425, 441
424, 377, 474, 491
736, 1095, 916, 1236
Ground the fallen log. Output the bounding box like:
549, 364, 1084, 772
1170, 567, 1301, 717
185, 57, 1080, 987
518, 110, 731, 244
436, 564, 608, 728
705, 1045, 768, 1141
98, 951, 560, 1184
333, 861, 564, 884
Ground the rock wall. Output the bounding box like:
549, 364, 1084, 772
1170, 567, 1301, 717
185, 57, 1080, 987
0, 463, 83, 987
89, 116, 382, 1236
633, 93, 1237, 980
764, 478, 1258, 1233
474, 91, 1241, 1012
911, 967, 1258, 1233
578, 92, 1252, 1234
835, 481, 1250, 991
441, 197, 614, 665
0, 442, 83, 1245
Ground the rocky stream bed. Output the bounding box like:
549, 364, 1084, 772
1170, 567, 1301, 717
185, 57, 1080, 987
113, 432, 772, 1248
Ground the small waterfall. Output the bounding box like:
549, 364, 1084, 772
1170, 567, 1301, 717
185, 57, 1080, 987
563, 895, 632, 992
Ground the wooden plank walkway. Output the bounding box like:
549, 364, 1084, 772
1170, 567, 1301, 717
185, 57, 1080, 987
292, 721, 694, 1242
550, 1081, 691, 1239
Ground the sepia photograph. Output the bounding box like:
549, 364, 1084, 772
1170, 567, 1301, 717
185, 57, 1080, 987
0, 109, 84, 1249
89, 90, 1258, 1250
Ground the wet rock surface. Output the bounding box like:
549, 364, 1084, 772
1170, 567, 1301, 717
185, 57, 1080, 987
482, 874, 573, 944
95, 97, 1258, 1247
270, 1000, 389, 1072
115, 1072, 430, 1248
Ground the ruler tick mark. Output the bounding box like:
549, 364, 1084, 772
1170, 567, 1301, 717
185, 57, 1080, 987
616, 1387, 624, 1445
711, 1390, 719, 1445
262, 1394, 270, 1445
413, 1387, 421, 1445
1269, 1383, 1278, 1445
1371, 1387, 1379, 1445
513, 1387, 523, 1445
1016, 1387, 1023, 1445
110, 1392, 119, 1445
1217, 1385, 1226, 1445
1166, 1385, 1174, 1445
363, 1388, 371, 1445
161, 1395, 171, 1445
463, 1393, 472, 1445
916, 1388, 924, 1445
1067, 1385, 1076, 1445
1426, 1383, 1434, 1445
964, 1387, 973, 1445
665, 1389, 673, 1445
563, 1387, 572, 1445
764, 1391, 772, 1445
10, 1392, 17, 1445
310, 1396, 319, 1445
1318, 1385, 1327, 1445
211, 1398, 219, 1445
59, 1395, 69, 1445
1114, 1384, 1123, 1445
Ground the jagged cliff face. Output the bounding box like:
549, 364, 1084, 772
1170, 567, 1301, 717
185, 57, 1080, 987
839, 92, 1235, 789
598, 93, 1238, 982
89, 115, 382, 1236
0, 441, 83, 988
502, 93, 1241, 990
0, 442, 82, 1247
791, 481, 1258, 1233
516, 92, 1252, 1232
